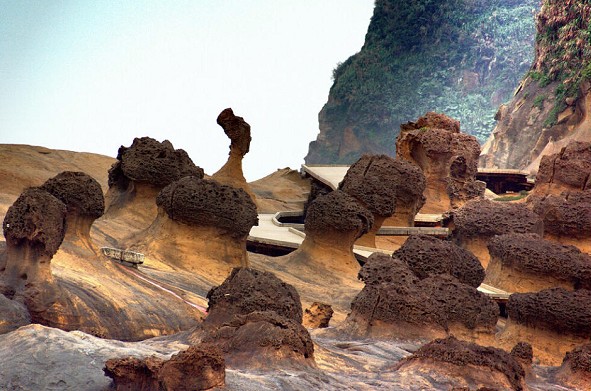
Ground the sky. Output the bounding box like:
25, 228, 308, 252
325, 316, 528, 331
0, 1, 374, 181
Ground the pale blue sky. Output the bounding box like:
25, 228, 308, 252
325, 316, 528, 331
0, 1, 374, 180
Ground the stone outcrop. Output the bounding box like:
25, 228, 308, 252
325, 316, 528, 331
104, 345, 225, 391
278, 190, 373, 279
393, 235, 484, 288
339, 154, 425, 246
204, 268, 302, 326
303, 302, 334, 329
394, 337, 527, 391
486, 233, 591, 292
211, 108, 256, 202
534, 141, 591, 195
345, 253, 498, 341
481, 1, 591, 174
128, 177, 258, 283
446, 199, 544, 268
499, 288, 591, 365
556, 343, 591, 390
102, 137, 203, 240
396, 112, 485, 213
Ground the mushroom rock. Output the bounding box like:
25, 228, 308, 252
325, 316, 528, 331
511, 342, 535, 381
1, 188, 66, 295
338, 154, 425, 247
211, 108, 256, 203
278, 190, 373, 279
529, 190, 591, 253
129, 177, 258, 284
344, 253, 498, 341
396, 112, 485, 213
393, 235, 485, 288
102, 137, 203, 239
202, 311, 315, 369
204, 267, 302, 326
556, 343, 591, 390
393, 337, 527, 391
104, 345, 225, 391
499, 288, 591, 365
40, 171, 104, 251
485, 233, 591, 292
533, 141, 591, 196
303, 302, 334, 329
446, 199, 544, 268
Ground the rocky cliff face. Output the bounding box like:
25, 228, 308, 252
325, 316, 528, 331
305, 0, 538, 164
481, 0, 591, 172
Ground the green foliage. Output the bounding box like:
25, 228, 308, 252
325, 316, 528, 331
533, 95, 545, 109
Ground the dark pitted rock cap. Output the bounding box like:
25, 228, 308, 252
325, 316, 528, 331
531, 191, 591, 239
103, 356, 163, 391
41, 171, 104, 218
156, 177, 258, 238
394, 235, 485, 288
448, 199, 544, 238
398, 336, 525, 391
562, 343, 591, 373
536, 141, 591, 189
358, 252, 419, 286
206, 268, 303, 325
401, 112, 461, 133
158, 345, 226, 390
203, 311, 314, 365
488, 233, 591, 289
508, 288, 591, 338
339, 154, 407, 217
108, 136, 203, 188
304, 190, 373, 236
217, 108, 251, 156
511, 342, 533, 364
3, 188, 66, 257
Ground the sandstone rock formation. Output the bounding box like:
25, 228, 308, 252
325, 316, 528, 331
394, 337, 527, 391
128, 177, 258, 284
392, 235, 484, 288
485, 233, 591, 292
533, 141, 591, 195
339, 154, 425, 246
446, 199, 544, 268
556, 343, 591, 390
101, 137, 203, 241
303, 302, 334, 329
345, 253, 498, 341
499, 288, 591, 365
481, 1, 591, 173
250, 168, 311, 213
104, 344, 226, 391
396, 112, 485, 213
211, 108, 256, 202
277, 190, 373, 279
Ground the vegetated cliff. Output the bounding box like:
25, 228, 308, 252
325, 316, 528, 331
481, 0, 591, 172
305, 0, 538, 164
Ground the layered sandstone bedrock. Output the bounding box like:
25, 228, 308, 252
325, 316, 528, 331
446, 199, 544, 268
556, 343, 591, 390
211, 108, 255, 202
345, 253, 498, 341
486, 233, 591, 292
129, 177, 258, 283
529, 190, 591, 253
279, 190, 373, 278
104, 344, 226, 391
481, 2, 591, 173
40, 171, 104, 250
392, 235, 484, 288
500, 288, 591, 365
1, 188, 66, 294
102, 136, 204, 238
204, 267, 303, 326
394, 337, 527, 391
303, 302, 334, 329
396, 112, 485, 213
339, 154, 425, 246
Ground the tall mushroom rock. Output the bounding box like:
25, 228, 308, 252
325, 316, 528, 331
212, 108, 256, 203
396, 112, 485, 213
